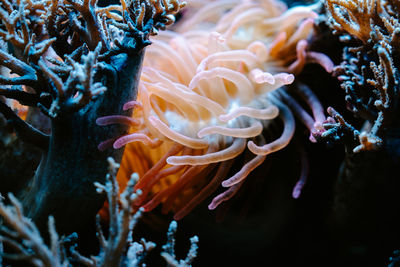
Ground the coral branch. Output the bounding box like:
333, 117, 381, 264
0, 50, 37, 86
161, 221, 199, 267
74, 157, 147, 266
0, 194, 66, 267
323, 0, 400, 152
325, 0, 377, 43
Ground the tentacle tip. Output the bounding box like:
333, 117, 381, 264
97, 139, 115, 151
122, 102, 132, 111
166, 157, 173, 165
324, 63, 335, 73
112, 144, 122, 149
292, 181, 305, 199
208, 203, 216, 210
285, 74, 295, 84
326, 106, 335, 115
112, 139, 125, 149
98, 142, 109, 151
221, 181, 230, 187
197, 131, 206, 138
292, 188, 301, 199
297, 39, 308, 51
95, 117, 104, 126
309, 130, 318, 143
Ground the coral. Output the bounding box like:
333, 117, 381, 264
97, 0, 334, 220
160, 221, 199, 267
325, 0, 378, 43
0, 0, 185, 236
320, 0, 400, 153
0, 193, 68, 266
316, 0, 400, 256
0, 157, 198, 266
71, 157, 146, 266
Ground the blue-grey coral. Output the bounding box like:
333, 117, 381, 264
0, 0, 184, 236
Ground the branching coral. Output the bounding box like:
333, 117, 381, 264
0, 193, 68, 266
161, 220, 199, 267
72, 157, 146, 266
98, 0, 333, 219
0, 0, 185, 235
321, 0, 400, 153
0, 157, 198, 266
312, 1, 400, 252
325, 0, 377, 43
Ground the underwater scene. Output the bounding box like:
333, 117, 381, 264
1, 0, 400, 265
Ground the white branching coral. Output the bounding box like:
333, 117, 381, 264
72, 157, 147, 267
161, 221, 199, 267
98, 0, 332, 219
0, 193, 69, 267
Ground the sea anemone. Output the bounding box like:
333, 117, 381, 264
98, 0, 333, 220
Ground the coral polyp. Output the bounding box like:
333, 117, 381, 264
96, 0, 332, 219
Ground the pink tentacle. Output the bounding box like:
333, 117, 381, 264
208, 181, 244, 210
113, 133, 162, 149
306, 51, 335, 73
123, 100, 143, 111
97, 138, 117, 151
296, 82, 326, 131
96, 115, 140, 126
174, 160, 234, 220
292, 141, 309, 199
278, 89, 315, 142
